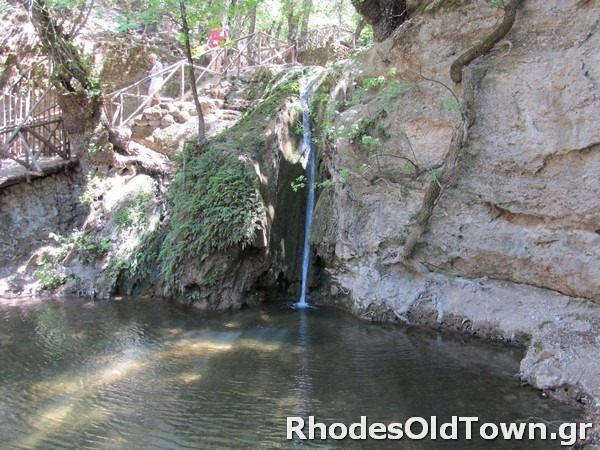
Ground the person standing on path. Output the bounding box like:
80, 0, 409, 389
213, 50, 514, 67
148, 53, 163, 105
208, 25, 229, 71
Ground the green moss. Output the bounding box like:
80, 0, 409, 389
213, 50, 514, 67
157, 68, 309, 291
159, 146, 265, 286
308, 65, 344, 168
238, 74, 301, 126
126, 229, 162, 282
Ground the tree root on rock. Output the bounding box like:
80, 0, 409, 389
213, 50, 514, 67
450, 0, 523, 84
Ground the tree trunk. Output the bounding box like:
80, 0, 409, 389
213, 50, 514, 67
450, 0, 522, 83
353, 16, 366, 48
180, 1, 206, 146
25, 0, 105, 161
298, 0, 312, 47
351, 0, 407, 42
285, 0, 299, 43
247, 5, 257, 65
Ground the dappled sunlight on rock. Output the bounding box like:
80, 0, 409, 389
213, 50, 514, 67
12, 394, 110, 449
238, 338, 282, 352
162, 333, 238, 357
179, 372, 202, 384
30, 352, 148, 401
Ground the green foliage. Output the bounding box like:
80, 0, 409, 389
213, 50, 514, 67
36, 259, 67, 289
401, 162, 415, 176
293, 121, 305, 136
114, 191, 154, 231
238, 72, 301, 125
352, 73, 408, 108
360, 134, 380, 151
159, 146, 265, 284
0, 0, 12, 15
292, 175, 334, 192
349, 116, 377, 143
394, 234, 407, 245
352, 24, 374, 55
381, 80, 409, 106
340, 167, 352, 184
491, 0, 509, 7
291, 175, 307, 192
363, 75, 387, 90
426, 168, 443, 181
307, 68, 342, 145
76, 234, 111, 256
352, 71, 409, 109
50, 231, 111, 265
200, 266, 224, 287
442, 95, 460, 110
115, 15, 142, 32
107, 229, 162, 286
127, 230, 162, 282
308, 92, 330, 119
87, 143, 103, 155
80, 174, 105, 205
35, 230, 110, 289
317, 179, 335, 189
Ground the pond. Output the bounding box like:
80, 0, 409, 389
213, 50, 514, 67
0, 297, 583, 449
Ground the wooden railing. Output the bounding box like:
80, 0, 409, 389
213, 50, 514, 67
105, 60, 192, 128
0, 87, 70, 173
220, 32, 296, 73
104, 32, 296, 128
0, 31, 297, 173
298, 25, 355, 51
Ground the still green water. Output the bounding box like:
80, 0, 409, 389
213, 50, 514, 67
0, 297, 582, 449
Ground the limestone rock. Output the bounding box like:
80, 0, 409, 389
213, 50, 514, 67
161, 114, 175, 127
313, 0, 600, 412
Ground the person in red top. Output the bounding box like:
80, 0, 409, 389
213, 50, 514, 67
208, 25, 229, 71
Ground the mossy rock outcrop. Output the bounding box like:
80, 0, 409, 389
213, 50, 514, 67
157, 68, 314, 309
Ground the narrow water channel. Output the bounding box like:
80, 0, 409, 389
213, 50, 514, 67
0, 297, 582, 449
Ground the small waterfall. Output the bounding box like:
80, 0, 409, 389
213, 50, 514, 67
296, 74, 320, 308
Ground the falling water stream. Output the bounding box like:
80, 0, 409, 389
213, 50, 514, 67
297, 74, 321, 308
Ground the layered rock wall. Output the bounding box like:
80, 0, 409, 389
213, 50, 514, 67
312, 0, 600, 408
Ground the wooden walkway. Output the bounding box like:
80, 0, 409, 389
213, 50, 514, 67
0, 156, 76, 188
105, 32, 295, 127
0, 86, 71, 183
0, 30, 328, 186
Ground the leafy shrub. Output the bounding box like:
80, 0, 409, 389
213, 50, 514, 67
36, 259, 67, 289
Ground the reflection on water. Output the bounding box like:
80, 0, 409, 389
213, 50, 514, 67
0, 297, 582, 449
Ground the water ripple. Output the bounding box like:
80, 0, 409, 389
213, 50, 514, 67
0, 298, 582, 449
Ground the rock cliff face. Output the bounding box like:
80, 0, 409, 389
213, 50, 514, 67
311, 0, 600, 408
0, 172, 86, 294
